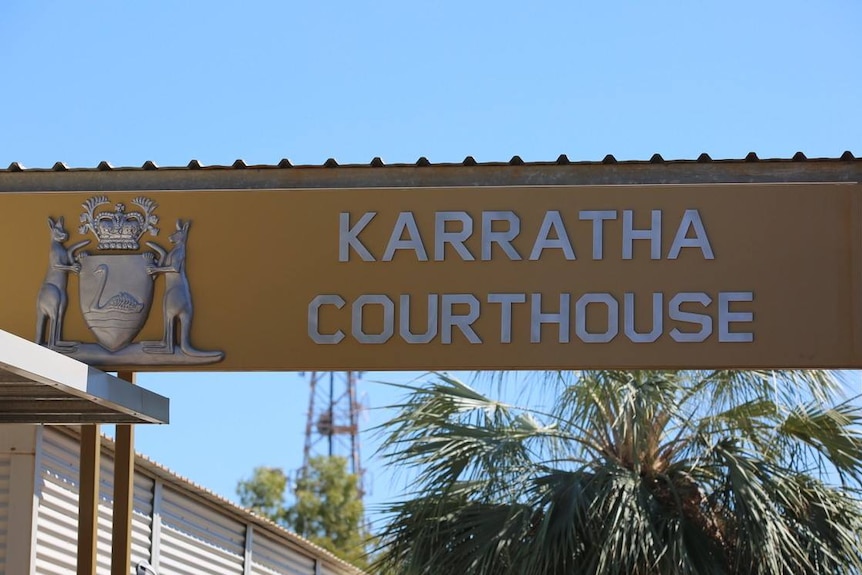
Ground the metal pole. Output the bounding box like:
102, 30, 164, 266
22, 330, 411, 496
302, 372, 318, 475
112, 370, 136, 575
328, 372, 334, 457
348, 372, 363, 495
77, 424, 101, 575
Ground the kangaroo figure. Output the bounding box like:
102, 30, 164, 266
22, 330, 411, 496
35, 217, 89, 350
143, 220, 222, 359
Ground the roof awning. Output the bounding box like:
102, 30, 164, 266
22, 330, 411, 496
0, 329, 169, 424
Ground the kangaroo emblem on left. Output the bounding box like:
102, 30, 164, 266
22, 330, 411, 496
35, 217, 90, 350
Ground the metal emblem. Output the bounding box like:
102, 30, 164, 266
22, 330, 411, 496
35, 196, 224, 367
78, 254, 153, 351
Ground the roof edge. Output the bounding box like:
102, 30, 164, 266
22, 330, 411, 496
2, 152, 859, 173
2, 154, 860, 192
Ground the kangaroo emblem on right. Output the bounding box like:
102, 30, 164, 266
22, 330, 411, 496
143, 219, 223, 360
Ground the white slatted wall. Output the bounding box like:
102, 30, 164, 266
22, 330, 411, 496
158, 485, 245, 574
34, 430, 155, 575
96, 455, 113, 575
34, 429, 81, 574
250, 530, 316, 575
132, 473, 156, 564
319, 562, 347, 575
27, 428, 358, 575
94, 454, 155, 574
0, 452, 11, 573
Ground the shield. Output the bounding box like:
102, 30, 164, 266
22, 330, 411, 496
79, 254, 154, 352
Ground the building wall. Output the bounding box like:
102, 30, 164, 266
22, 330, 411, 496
0, 425, 361, 575
0, 449, 10, 573
33, 428, 152, 574
0, 426, 39, 575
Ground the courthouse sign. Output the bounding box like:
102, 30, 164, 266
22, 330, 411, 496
0, 157, 860, 370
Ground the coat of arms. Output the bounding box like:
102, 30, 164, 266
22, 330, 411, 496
35, 196, 224, 366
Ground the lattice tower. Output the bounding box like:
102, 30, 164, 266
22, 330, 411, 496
300, 371, 366, 497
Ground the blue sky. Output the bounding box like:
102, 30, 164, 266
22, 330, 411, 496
2, 0, 861, 524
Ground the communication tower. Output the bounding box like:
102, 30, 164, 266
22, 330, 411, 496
300, 371, 366, 497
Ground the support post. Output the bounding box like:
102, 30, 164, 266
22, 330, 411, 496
77, 424, 101, 575
112, 370, 136, 575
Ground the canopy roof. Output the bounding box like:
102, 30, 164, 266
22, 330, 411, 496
0, 329, 169, 424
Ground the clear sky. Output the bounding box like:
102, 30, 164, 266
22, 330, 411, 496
2, 0, 861, 525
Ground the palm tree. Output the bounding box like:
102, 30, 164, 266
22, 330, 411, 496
373, 371, 862, 574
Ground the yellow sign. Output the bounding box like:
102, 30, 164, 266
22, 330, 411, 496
1, 183, 860, 370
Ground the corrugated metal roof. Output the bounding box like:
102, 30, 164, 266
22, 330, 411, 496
0, 151, 862, 193
2, 151, 859, 172
4, 153, 858, 191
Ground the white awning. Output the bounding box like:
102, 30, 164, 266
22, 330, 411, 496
0, 329, 169, 424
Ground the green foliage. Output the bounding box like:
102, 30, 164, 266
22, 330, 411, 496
374, 370, 862, 575
288, 455, 369, 569
236, 456, 368, 570
236, 466, 288, 523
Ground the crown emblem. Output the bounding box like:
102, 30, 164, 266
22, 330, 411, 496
79, 196, 160, 250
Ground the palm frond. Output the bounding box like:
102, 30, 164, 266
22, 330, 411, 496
374, 370, 862, 575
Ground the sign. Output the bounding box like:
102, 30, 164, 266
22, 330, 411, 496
1, 182, 860, 370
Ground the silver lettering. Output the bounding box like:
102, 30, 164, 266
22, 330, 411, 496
579, 210, 617, 260
531, 293, 571, 343
339, 212, 376, 262
399, 294, 438, 344
441, 294, 481, 343
383, 212, 428, 261
575, 293, 619, 343
623, 209, 661, 260
488, 293, 526, 344
624, 292, 663, 343
309, 295, 346, 344
718, 291, 754, 342
352, 295, 395, 344
529, 211, 576, 260
669, 292, 713, 343
482, 211, 521, 261
668, 209, 714, 260
435, 212, 475, 261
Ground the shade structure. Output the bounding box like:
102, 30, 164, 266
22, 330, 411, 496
0, 329, 168, 424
